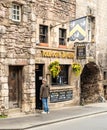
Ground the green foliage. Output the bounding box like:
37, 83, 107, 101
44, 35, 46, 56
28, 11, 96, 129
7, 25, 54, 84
72, 63, 82, 76
48, 61, 61, 78
0, 115, 7, 118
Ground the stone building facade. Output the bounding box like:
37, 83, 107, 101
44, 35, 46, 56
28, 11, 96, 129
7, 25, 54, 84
35, 0, 77, 110
0, 0, 36, 114
75, 0, 107, 103
0, 0, 77, 115
1, 0, 107, 116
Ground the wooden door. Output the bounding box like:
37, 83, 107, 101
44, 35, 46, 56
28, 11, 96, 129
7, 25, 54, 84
8, 66, 22, 108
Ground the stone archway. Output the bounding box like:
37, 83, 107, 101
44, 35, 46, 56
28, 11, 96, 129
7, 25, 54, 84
80, 62, 103, 104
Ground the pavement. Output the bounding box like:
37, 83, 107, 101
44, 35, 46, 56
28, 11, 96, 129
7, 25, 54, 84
0, 102, 107, 130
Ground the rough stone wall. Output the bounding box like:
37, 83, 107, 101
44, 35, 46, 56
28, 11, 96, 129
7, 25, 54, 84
76, 0, 107, 100
35, 0, 76, 48
80, 62, 103, 104
34, 0, 76, 20
75, 0, 107, 103
76, 0, 107, 71
96, 0, 107, 69
0, 0, 36, 113
0, 0, 77, 113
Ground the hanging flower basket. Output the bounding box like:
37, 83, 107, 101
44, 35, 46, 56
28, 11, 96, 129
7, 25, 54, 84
48, 61, 61, 78
72, 63, 82, 76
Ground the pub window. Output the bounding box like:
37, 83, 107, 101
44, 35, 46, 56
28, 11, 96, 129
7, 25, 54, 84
59, 28, 66, 45
51, 65, 69, 86
39, 25, 48, 43
11, 3, 22, 22
76, 46, 86, 59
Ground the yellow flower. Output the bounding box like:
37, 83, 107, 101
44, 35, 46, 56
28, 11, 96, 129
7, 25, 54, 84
48, 61, 61, 78
72, 63, 82, 76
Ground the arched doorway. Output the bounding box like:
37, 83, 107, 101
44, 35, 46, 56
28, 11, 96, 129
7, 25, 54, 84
80, 62, 103, 104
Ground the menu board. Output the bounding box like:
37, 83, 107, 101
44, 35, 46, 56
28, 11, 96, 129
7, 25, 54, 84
59, 91, 66, 101
50, 90, 73, 103
50, 92, 59, 102
66, 91, 72, 100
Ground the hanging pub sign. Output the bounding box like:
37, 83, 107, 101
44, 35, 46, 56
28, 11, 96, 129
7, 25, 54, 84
76, 46, 86, 59
69, 17, 86, 41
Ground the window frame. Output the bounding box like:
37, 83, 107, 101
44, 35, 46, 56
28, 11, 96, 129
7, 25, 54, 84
51, 65, 69, 86
11, 3, 21, 22
59, 28, 66, 45
39, 25, 48, 43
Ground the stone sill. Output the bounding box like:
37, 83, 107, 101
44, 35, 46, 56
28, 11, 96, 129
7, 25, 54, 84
50, 85, 74, 90
38, 43, 48, 47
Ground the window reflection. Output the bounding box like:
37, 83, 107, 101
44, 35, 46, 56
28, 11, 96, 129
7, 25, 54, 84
51, 65, 69, 86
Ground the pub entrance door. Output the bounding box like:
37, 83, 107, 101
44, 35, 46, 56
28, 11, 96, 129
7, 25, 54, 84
8, 66, 22, 109
35, 64, 43, 109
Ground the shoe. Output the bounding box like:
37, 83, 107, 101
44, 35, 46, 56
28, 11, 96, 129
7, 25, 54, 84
47, 111, 50, 114
41, 111, 47, 114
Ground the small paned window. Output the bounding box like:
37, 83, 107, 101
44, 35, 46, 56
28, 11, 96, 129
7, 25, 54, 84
51, 65, 69, 86
39, 25, 48, 43
12, 4, 21, 22
59, 28, 66, 45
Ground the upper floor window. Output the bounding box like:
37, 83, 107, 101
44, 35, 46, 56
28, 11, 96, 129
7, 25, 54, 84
59, 28, 66, 45
39, 25, 48, 43
11, 4, 21, 22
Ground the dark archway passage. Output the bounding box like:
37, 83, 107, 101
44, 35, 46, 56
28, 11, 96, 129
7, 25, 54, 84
80, 62, 102, 104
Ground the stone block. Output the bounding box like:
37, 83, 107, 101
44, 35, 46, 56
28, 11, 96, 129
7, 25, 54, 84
0, 45, 6, 53
0, 77, 8, 84
29, 59, 35, 65
3, 97, 9, 109
0, 26, 6, 34
29, 48, 35, 55
22, 103, 30, 113
0, 52, 6, 58
1, 90, 8, 96
31, 23, 36, 32
29, 89, 35, 94
30, 13, 36, 22
23, 14, 28, 23
31, 37, 36, 43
